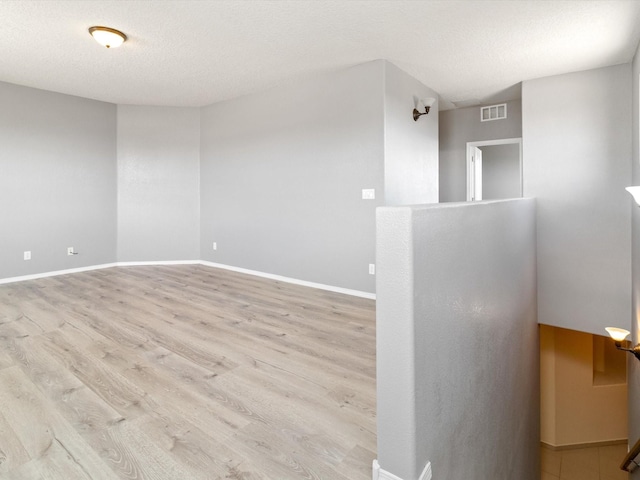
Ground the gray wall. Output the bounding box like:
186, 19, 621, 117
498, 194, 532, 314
1, 60, 440, 294
200, 61, 385, 293
522, 64, 631, 337
439, 99, 522, 202
117, 106, 200, 262
0, 81, 117, 280
630, 40, 640, 479
376, 198, 539, 480
383, 62, 439, 205
481, 143, 521, 200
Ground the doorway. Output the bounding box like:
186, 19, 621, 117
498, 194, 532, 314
466, 138, 522, 201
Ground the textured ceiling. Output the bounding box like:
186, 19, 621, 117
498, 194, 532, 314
1, 0, 639, 109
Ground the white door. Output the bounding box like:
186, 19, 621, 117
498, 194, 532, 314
468, 146, 482, 201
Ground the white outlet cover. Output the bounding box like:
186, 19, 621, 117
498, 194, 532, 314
23, 251, 31, 260
369, 263, 376, 275
362, 188, 375, 200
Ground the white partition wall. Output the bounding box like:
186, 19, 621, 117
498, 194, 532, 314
376, 199, 539, 480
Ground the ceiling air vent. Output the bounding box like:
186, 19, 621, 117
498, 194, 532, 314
480, 103, 507, 122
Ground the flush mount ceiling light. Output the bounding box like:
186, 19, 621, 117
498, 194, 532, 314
88, 26, 127, 48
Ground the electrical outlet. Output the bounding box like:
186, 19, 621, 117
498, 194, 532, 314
24, 251, 31, 261
213, 242, 217, 251
369, 263, 375, 275
67, 247, 77, 256
362, 189, 375, 200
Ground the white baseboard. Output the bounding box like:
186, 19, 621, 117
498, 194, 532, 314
117, 260, 201, 267
200, 261, 376, 300
372, 460, 432, 480
0, 263, 118, 285
0, 260, 377, 300
0, 261, 199, 285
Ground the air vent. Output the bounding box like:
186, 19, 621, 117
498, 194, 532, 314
481, 103, 507, 122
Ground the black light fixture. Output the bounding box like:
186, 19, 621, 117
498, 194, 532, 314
606, 327, 640, 361
413, 97, 436, 121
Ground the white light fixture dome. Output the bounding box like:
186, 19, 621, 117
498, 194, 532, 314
605, 326, 640, 362
626, 186, 640, 206
413, 97, 437, 121
89, 26, 127, 48
605, 327, 630, 342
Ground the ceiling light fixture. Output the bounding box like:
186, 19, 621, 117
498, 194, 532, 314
88, 26, 127, 48
605, 327, 640, 361
413, 97, 436, 121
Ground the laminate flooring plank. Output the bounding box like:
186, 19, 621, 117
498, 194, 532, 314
99, 344, 252, 438
64, 309, 156, 353
206, 329, 374, 399
99, 266, 371, 337
103, 292, 376, 394
77, 267, 371, 349
245, 358, 376, 434
142, 268, 374, 340
42, 299, 158, 354
141, 347, 275, 429
335, 444, 377, 480
53, 285, 239, 377
214, 365, 377, 455
132, 409, 249, 479
88, 269, 377, 424
35, 331, 153, 421
74, 332, 251, 442
86, 420, 205, 480
0, 410, 30, 474
0, 265, 377, 480
0, 285, 40, 324
0, 322, 84, 393
0, 367, 118, 480
0, 349, 14, 371
0, 325, 125, 439
229, 422, 351, 480
154, 270, 377, 367
183, 305, 375, 378
108, 309, 237, 376
0, 311, 46, 338
106, 296, 290, 362
7, 296, 67, 334
1, 437, 105, 480
328, 383, 377, 420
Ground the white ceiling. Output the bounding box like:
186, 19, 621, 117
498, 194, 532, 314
1, 0, 639, 109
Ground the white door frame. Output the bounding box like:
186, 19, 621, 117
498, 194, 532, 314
466, 137, 523, 201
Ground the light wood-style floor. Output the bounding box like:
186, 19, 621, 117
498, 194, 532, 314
0, 265, 376, 480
